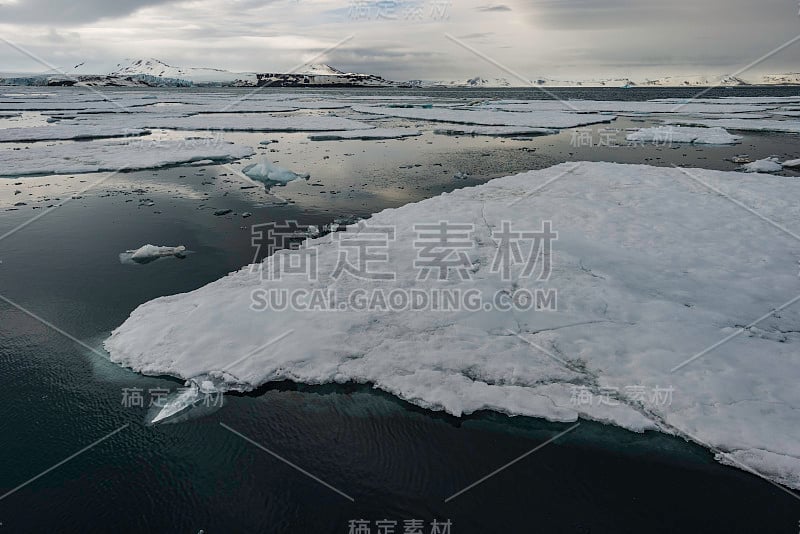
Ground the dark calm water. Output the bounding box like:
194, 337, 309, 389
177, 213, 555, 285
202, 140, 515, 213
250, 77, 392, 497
0, 86, 799, 533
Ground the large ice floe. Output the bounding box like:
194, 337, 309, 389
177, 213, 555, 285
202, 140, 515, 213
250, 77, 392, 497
433, 125, 557, 137
0, 139, 253, 176
0, 124, 151, 142
106, 161, 800, 490
481, 100, 769, 115
307, 128, 422, 141
668, 118, 800, 133
143, 113, 374, 132
626, 126, 741, 145
350, 105, 615, 129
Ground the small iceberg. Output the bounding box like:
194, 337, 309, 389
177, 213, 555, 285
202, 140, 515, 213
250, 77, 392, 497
242, 158, 309, 186
120, 244, 187, 265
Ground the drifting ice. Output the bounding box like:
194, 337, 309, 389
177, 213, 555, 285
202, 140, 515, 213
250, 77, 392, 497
242, 159, 310, 184
626, 126, 741, 145
742, 157, 783, 173
120, 244, 187, 264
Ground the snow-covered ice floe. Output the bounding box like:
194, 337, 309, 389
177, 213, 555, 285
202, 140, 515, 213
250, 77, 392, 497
120, 245, 187, 265
144, 113, 374, 132
0, 139, 254, 177
242, 158, 309, 184
650, 96, 800, 105
307, 128, 422, 141
483, 100, 768, 115
0, 125, 150, 142
669, 118, 800, 134
783, 159, 800, 168
742, 157, 784, 173
106, 162, 800, 490
351, 105, 615, 129
433, 125, 557, 137
626, 126, 741, 145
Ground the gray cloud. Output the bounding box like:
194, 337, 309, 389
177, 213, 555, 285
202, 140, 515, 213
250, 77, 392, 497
0, 0, 797, 81
0, 0, 182, 23
477, 4, 512, 12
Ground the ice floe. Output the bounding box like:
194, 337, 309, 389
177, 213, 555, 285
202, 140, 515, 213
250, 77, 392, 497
143, 113, 374, 132
433, 125, 557, 137
669, 118, 800, 133
484, 101, 767, 114
307, 128, 422, 141
0, 124, 150, 142
626, 126, 741, 145
120, 244, 187, 264
351, 105, 615, 129
0, 139, 254, 177
242, 158, 309, 184
742, 157, 784, 173
106, 161, 800, 490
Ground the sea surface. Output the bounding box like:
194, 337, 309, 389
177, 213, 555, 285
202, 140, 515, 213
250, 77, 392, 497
0, 86, 799, 533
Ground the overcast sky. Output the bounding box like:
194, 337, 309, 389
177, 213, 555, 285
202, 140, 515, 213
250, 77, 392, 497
0, 0, 798, 81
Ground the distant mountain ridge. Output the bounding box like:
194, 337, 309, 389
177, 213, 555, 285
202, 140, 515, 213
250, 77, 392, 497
1, 57, 799, 87
422, 73, 800, 88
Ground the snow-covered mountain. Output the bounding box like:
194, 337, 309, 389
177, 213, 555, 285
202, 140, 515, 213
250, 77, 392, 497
3, 58, 800, 87
296, 64, 345, 76
110, 58, 257, 85
110, 59, 393, 87
463, 76, 512, 87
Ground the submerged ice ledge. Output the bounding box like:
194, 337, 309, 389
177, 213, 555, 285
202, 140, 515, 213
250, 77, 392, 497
105, 162, 800, 489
